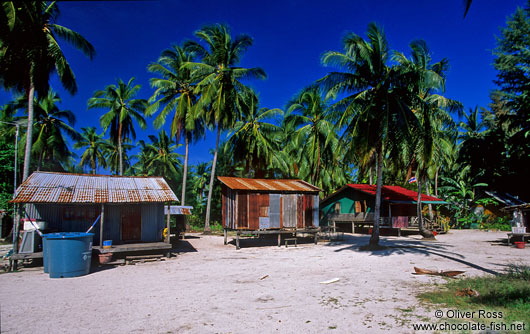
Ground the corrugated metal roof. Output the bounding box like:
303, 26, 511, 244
164, 206, 193, 215
11, 172, 178, 204
217, 176, 321, 193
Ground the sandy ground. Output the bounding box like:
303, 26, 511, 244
0, 230, 528, 333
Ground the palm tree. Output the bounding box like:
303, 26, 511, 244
31, 90, 80, 170
147, 45, 204, 206
184, 24, 266, 232
12, 89, 80, 171
132, 140, 152, 176
87, 78, 147, 175
192, 162, 211, 204
74, 127, 106, 174
226, 90, 283, 178
102, 138, 133, 175
393, 40, 461, 237
144, 129, 182, 181
285, 87, 339, 187
0, 2, 95, 181
319, 22, 419, 246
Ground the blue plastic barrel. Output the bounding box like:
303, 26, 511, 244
44, 232, 94, 278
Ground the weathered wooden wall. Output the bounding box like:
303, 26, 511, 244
221, 186, 320, 230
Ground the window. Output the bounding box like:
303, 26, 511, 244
334, 202, 341, 214
62, 206, 101, 221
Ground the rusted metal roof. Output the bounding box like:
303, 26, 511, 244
218, 176, 321, 193
11, 172, 178, 204
165, 205, 193, 215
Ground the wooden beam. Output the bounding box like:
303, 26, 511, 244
100, 204, 105, 246
166, 203, 170, 244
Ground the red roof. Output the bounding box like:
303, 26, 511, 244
345, 184, 443, 203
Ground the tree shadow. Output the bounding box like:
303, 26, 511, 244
227, 235, 317, 249
326, 234, 500, 275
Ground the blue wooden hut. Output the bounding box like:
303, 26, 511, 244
11, 172, 179, 258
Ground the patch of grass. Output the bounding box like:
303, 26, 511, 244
419, 264, 530, 325
189, 222, 224, 234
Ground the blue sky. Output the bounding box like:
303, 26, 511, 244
1, 0, 526, 170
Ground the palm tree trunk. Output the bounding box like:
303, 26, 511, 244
22, 79, 35, 181
369, 145, 383, 246
417, 172, 434, 239
37, 151, 43, 171
91, 158, 96, 175
434, 168, 439, 197
369, 167, 373, 185
204, 125, 221, 233
315, 142, 321, 185
181, 133, 189, 206
118, 122, 123, 176
425, 176, 434, 220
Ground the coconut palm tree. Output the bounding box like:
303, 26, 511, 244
393, 40, 461, 237
184, 24, 266, 232
88, 78, 147, 175
75, 127, 106, 174
192, 162, 211, 203
144, 129, 182, 181
285, 87, 340, 187
226, 90, 283, 178
0, 2, 95, 181
147, 45, 205, 206
319, 22, 419, 246
12, 89, 80, 171
102, 138, 133, 175
31, 90, 80, 170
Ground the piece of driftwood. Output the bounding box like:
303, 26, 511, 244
414, 267, 465, 277
319, 278, 340, 284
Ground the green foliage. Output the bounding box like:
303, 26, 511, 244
0, 142, 15, 214
479, 215, 511, 231
419, 265, 530, 324
88, 77, 147, 176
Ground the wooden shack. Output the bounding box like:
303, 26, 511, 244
218, 176, 321, 249
10, 172, 179, 261
320, 184, 447, 235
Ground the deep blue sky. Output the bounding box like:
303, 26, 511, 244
1, 0, 526, 170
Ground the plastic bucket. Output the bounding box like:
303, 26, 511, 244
514, 241, 525, 249
45, 232, 94, 278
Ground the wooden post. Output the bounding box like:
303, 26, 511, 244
236, 231, 240, 250
277, 233, 281, 247
11, 204, 22, 270
224, 228, 227, 245
100, 204, 105, 246
166, 203, 170, 244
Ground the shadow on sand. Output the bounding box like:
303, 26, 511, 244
325, 234, 502, 275
227, 234, 317, 249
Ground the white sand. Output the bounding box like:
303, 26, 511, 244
0, 230, 528, 333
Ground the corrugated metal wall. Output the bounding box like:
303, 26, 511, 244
141, 203, 165, 242
24, 203, 165, 244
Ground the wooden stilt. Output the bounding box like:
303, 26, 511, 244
100, 204, 105, 246
224, 228, 227, 245
277, 233, 281, 247
236, 231, 240, 250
